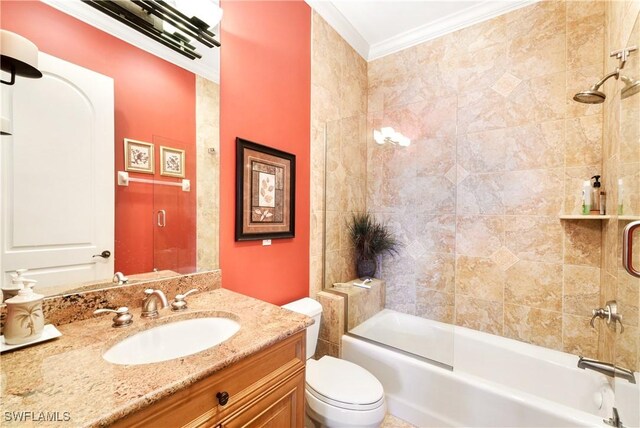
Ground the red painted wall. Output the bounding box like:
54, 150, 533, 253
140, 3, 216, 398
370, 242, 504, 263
2, 1, 196, 275
220, 1, 311, 304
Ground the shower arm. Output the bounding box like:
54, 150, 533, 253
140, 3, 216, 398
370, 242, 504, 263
591, 69, 620, 90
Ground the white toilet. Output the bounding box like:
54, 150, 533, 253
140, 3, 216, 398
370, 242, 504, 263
282, 298, 386, 428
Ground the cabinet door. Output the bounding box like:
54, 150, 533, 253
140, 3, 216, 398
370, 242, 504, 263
219, 370, 305, 428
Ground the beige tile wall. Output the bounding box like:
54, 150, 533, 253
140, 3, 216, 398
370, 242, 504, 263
196, 76, 220, 270
311, 0, 640, 367
366, 0, 607, 357
310, 12, 368, 297
601, 0, 640, 371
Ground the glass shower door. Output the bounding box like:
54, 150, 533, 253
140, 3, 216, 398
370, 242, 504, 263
613, 11, 640, 427
152, 136, 196, 275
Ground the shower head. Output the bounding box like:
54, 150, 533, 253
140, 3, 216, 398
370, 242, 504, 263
621, 75, 640, 99
573, 70, 620, 104
573, 87, 607, 104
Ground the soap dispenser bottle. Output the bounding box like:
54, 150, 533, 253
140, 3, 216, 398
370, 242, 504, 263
591, 175, 602, 213
4, 275, 44, 345
2, 269, 35, 302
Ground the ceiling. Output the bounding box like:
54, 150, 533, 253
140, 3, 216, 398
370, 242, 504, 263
305, 0, 538, 61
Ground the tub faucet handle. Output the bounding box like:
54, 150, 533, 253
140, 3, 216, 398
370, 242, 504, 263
590, 301, 624, 333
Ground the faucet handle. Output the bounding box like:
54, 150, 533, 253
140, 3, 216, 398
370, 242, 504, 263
94, 307, 133, 328
171, 288, 199, 311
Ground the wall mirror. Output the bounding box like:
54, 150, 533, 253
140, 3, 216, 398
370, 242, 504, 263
0, 0, 220, 299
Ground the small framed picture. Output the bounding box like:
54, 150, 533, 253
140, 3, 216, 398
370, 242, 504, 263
160, 146, 186, 178
124, 138, 155, 174
235, 138, 295, 241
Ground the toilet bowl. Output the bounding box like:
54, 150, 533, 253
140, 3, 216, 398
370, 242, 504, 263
282, 298, 386, 428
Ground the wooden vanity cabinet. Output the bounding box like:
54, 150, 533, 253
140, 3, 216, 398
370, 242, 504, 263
113, 331, 306, 428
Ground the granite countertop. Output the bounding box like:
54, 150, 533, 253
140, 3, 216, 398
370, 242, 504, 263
0, 289, 313, 427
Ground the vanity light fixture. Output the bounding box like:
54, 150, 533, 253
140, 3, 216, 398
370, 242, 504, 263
82, 0, 221, 60
373, 127, 411, 147
1, 30, 43, 136
0, 30, 43, 86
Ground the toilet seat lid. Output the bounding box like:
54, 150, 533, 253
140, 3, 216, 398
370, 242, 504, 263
306, 356, 384, 409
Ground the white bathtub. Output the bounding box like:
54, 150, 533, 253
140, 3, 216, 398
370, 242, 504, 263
343, 309, 640, 428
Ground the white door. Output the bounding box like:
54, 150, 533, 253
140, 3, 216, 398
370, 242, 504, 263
1, 52, 114, 295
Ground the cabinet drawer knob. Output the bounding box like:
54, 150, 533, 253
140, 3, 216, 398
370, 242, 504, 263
216, 391, 229, 406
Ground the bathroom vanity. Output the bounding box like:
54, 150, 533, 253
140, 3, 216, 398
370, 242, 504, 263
113, 332, 306, 427
0, 289, 312, 427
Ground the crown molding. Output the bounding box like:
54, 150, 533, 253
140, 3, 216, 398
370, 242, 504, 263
368, 0, 537, 60
41, 0, 220, 83
305, 0, 370, 60
307, 0, 538, 62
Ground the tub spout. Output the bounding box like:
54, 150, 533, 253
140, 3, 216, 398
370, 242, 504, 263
577, 357, 636, 384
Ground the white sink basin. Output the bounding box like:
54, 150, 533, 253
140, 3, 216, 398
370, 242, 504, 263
103, 317, 240, 365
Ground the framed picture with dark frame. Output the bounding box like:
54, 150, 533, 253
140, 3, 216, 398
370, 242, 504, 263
235, 138, 295, 241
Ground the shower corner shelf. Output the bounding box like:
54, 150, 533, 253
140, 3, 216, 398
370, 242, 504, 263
559, 214, 613, 220
619, 215, 640, 221
559, 214, 640, 221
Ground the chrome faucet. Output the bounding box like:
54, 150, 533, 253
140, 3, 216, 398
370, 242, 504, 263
113, 272, 128, 285
577, 357, 636, 384
141, 289, 168, 318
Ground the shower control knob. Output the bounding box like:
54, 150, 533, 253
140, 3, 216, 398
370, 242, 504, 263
216, 391, 229, 406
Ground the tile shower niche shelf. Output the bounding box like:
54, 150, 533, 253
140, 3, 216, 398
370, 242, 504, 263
619, 215, 640, 221
559, 215, 613, 220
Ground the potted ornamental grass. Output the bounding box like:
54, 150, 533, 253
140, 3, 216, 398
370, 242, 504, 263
347, 212, 400, 279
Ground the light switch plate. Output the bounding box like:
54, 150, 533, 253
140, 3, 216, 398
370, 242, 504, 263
263, 239, 272, 246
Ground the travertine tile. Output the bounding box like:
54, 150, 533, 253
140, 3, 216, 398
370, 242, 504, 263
503, 168, 564, 216
490, 247, 520, 271
416, 252, 455, 294
456, 295, 503, 335
507, 32, 566, 81
491, 72, 522, 98
316, 291, 345, 344
563, 265, 601, 317
414, 215, 456, 254
316, 338, 341, 359
416, 289, 454, 323
457, 129, 507, 173
563, 220, 603, 267
563, 314, 599, 359
566, 0, 605, 70
505, 120, 565, 171
615, 325, 638, 371
445, 163, 470, 185
382, 413, 416, 428
504, 216, 563, 263
414, 138, 456, 176
505, 260, 563, 311
384, 99, 457, 141
456, 215, 504, 257
456, 255, 504, 302
504, 304, 563, 350
456, 173, 504, 215
506, 0, 566, 43
565, 115, 603, 167
617, 270, 640, 328
506, 72, 566, 126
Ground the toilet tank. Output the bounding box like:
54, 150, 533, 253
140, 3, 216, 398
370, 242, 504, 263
282, 298, 322, 360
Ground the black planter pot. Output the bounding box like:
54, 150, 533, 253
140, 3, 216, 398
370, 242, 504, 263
356, 258, 377, 279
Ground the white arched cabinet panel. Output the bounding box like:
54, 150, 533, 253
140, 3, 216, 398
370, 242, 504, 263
1, 52, 114, 294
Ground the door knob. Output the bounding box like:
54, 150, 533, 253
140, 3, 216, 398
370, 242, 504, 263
216, 391, 229, 406
92, 250, 111, 259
